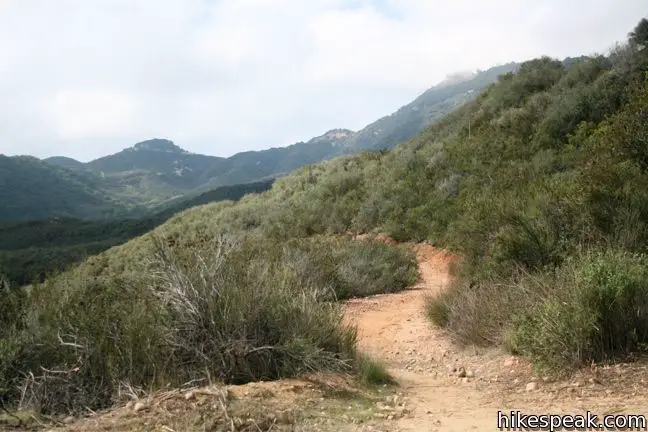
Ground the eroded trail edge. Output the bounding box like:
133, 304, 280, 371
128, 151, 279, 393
343, 243, 648, 432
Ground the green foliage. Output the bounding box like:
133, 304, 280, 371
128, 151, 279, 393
0, 180, 274, 287
629, 18, 648, 47
282, 237, 418, 300
0, 231, 416, 413
511, 250, 648, 372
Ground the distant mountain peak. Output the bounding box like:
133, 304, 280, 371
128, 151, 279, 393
435, 71, 478, 89
132, 139, 189, 154
309, 129, 355, 145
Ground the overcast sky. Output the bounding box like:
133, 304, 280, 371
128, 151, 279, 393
0, 0, 645, 161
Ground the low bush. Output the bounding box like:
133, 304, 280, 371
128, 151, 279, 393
429, 249, 648, 373
512, 250, 648, 372
425, 272, 543, 347
0, 235, 416, 414
281, 236, 418, 301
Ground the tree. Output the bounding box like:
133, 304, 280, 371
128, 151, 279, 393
629, 18, 648, 47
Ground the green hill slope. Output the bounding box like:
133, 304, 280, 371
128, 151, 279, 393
0, 179, 275, 286
0, 155, 139, 221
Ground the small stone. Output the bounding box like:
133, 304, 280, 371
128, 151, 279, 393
466, 370, 475, 378
504, 357, 516, 367
525, 382, 538, 392
184, 391, 195, 400
133, 402, 146, 412
461, 377, 470, 384
63, 416, 75, 424
125, 401, 134, 410
387, 415, 394, 420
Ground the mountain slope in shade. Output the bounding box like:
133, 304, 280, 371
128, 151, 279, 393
0, 155, 138, 221
42, 156, 86, 171
45, 131, 352, 201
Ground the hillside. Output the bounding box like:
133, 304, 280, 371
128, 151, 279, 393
6, 64, 519, 224
42, 156, 86, 171
0, 179, 274, 286
37, 64, 519, 215
341, 63, 519, 152
0, 155, 140, 221
2, 16, 647, 426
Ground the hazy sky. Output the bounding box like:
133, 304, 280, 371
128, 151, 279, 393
0, 1, 645, 161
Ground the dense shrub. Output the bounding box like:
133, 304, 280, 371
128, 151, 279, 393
512, 250, 648, 372
282, 237, 418, 300
0, 234, 416, 414
426, 272, 544, 347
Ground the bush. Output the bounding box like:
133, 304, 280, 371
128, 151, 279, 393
333, 240, 418, 299
425, 273, 542, 347
512, 250, 648, 372
0, 234, 417, 414
282, 236, 418, 301
429, 249, 648, 372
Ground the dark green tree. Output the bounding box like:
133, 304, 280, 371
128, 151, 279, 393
629, 17, 648, 47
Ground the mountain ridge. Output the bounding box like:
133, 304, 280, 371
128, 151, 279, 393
7, 62, 521, 222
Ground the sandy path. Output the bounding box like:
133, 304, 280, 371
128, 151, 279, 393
344, 243, 648, 431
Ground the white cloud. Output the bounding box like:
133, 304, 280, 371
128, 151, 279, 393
0, 0, 645, 161
43, 90, 139, 139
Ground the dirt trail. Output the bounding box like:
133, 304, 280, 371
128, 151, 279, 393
344, 243, 648, 431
